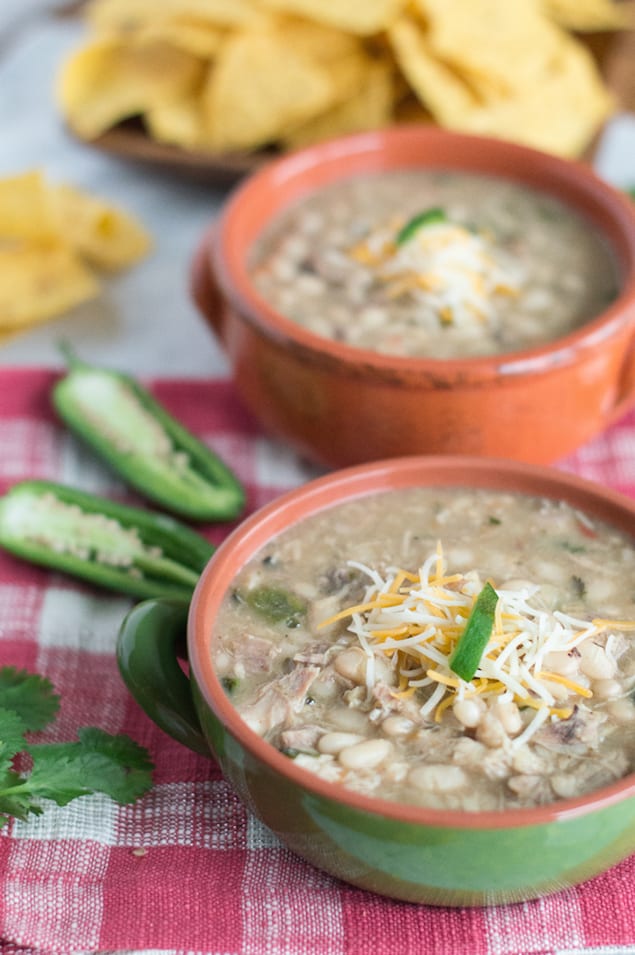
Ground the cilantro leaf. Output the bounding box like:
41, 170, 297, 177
75, 727, 154, 803
0, 668, 60, 731
0, 666, 154, 826
0, 769, 42, 827
25, 729, 153, 806
0, 706, 27, 775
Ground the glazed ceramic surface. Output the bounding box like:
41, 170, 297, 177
191, 126, 635, 468
118, 456, 635, 905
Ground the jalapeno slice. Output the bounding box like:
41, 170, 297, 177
0, 480, 214, 600
52, 347, 245, 523
449, 582, 499, 682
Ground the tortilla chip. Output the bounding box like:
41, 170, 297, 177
135, 16, 226, 59
144, 83, 206, 149
540, 0, 631, 31
57, 37, 204, 140
457, 35, 615, 156
415, 0, 565, 99
265, 14, 366, 61
49, 184, 152, 271
0, 171, 57, 242
388, 17, 478, 124
87, 0, 255, 35
0, 241, 99, 331
202, 30, 334, 151
259, 0, 407, 36
284, 61, 394, 148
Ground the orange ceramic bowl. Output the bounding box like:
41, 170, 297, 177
191, 126, 635, 468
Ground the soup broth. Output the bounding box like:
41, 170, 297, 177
250, 170, 618, 359
213, 487, 635, 811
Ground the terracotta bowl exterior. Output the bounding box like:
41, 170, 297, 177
118, 456, 635, 905
191, 126, 635, 469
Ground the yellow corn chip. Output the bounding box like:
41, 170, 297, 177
134, 16, 225, 59
259, 0, 407, 36
0, 171, 57, 241
57, 37, 204, 140
284, 61, 394, 148
144, 83, 206, 149
457, 35, 615, 156
50, 184, 152, 271
87, 0, 256, 35
202, 30, 333, 151
265, 14, 365, 62
0, 241, 99, 331
388, 17, 478, 124
541, 0, 631, 31
415, 0, 565, 99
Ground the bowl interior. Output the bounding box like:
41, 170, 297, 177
189, 455, 635, 830
213, 126, 635, 367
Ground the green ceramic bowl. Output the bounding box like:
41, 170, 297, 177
117, 455, 635, 906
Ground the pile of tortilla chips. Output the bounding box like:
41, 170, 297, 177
0, 171, 151, 339
58, 0, 631, 159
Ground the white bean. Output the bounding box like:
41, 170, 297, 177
607, 699, 635, 724
408, 764, 468, 793
318, 732, 365, 755
492, 701, 522, 736
550, 773, 578, 800
592, 678, 622, 701
329, 706, 370, 734
338, 738, 392, 770
334, 648, 367, 684
542, 650, 579, 677
476, 712, 507, 748
579, 642, 616, 680
585, 577, 619, 605
381, 715, 415, 737
453, 698, 484, 728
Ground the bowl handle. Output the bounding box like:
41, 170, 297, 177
117, 597, 210, 756
190, 225, 226, 340
607, 327, 635, 425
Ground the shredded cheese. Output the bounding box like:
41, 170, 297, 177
319, 545, 635, 748
347, 218, 521, 330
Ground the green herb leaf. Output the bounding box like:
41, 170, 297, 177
0, 667, 60, 732
0, 769, 42, 827
395, 207, 446, 246
25, 729, 153, 806
0, 707, 27, 775
449, 582, 499, 682
0, 665, 154, 827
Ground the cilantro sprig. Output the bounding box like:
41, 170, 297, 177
0, 666, 153, 828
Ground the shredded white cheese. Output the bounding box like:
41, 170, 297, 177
349, 219, 521, 329
319, 545, 635, 748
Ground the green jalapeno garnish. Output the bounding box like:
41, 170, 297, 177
449, 582, 499, 682
52, 346, 245, 523
0, 480, 214, 600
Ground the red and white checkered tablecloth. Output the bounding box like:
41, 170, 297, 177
2, 367, 635, 955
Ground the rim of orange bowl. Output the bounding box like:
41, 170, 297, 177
209, 126, 635, 380
188, 454, 635, 832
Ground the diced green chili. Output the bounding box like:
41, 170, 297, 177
449, 582, 499, 682
221, 676, 238, 694
395, 207, 446, 246
0, 480, 214, 600
244, 586, 306, 626
52, 346, 245, 523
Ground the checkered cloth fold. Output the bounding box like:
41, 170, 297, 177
1, 368, 635, 955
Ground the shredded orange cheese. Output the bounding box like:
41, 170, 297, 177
319, 543, 635, 747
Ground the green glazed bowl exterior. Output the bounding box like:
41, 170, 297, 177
183, 455, 635, 905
